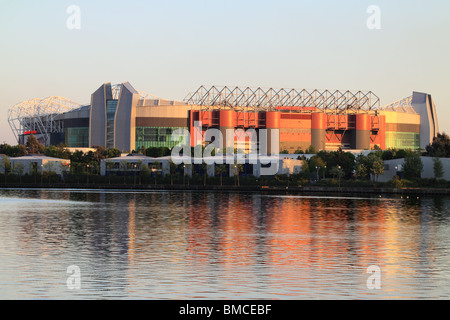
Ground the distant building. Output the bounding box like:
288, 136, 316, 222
8, 83, 439, 153
9, 154, 70, 176
378, 157, 450, 182
0, 154, 8, 174
100, 154, 304, 178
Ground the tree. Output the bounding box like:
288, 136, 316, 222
184, 163, 192, 186
45, 143, 70, 159
369, 158, 385, 182
333, 148, 356, 178
395, 149, 410, 159
355, 163, 368, 180
364, 152, 384, 181
382, 149, 395, 161
309, 156, 326, 180
426, 133, 450, 158
106, 148, 121, 159
44, 145, 60, 158
355, 154, 369, 180
366, 153, 384, 182
12, 162, 25, 183
26, 134, 44, 154
233, 163, 244, 186
402, 153, 423, 180
0, 143, 27, 157
136, 160, 146, 185
43, 162, 57, 183
433, 157, 444, 179
105, 159, 113, 184
168, 160, 178, 185
372, 145, 382, 151
43, 161, 56, 174
309, 156, 326, 169
330, 166, 344, 179
200, 162, 208, 186
306, 145, 317, 154
119, 160, 128, 184
150, 161, 162, 185
0, 156, 11, 183
146, 147, 170, 158
69, 150, 85, 180
330, 166, 344, 187
215, 164, 226, 186
299, 161, 310, 180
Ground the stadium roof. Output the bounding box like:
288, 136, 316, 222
184, 85, 380, 113
7, 96, 82, 145
379, 95, 417, 114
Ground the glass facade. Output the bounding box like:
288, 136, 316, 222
106, 100, 118, 148
65, 127, 89, 147
385, 132, 420, 150
135, 127, 188, 149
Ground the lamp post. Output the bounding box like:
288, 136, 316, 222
315, 166, 319, 182
40, 164, 43, 185
66, 164, 70, 186
183, 164, 186, 187
86, 164, 90, 184
338, 165, 342, 188
323, 165, 327, 180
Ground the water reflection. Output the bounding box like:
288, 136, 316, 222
0, 189, 449, 299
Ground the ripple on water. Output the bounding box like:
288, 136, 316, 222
0, 189, 449, 299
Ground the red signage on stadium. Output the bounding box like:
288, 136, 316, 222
23, 131, 37, 135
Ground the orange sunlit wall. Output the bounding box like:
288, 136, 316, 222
189, 110, 386, 151
370, 115, 386, 150
279, 113, 312, 150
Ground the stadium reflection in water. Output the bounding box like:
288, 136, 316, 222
0, 189, 449, 299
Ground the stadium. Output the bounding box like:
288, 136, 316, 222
7, 82, 439, 153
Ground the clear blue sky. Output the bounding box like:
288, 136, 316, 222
0, 0, 449, 145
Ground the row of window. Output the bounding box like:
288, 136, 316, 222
385, 132, 420, 150
105, 163, 255, 176
64, 126, 420, 151
135, 126, 187, 149
65, 127, 89, 148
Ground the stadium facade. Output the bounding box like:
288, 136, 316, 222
8, 82, 439, 153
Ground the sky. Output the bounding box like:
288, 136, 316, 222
0, 0, 449, 145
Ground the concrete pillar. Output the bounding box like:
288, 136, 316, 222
265, 111, 281, 154
354, 114, 371, 150
219, 110, 235, 153
311, 113, 326, 151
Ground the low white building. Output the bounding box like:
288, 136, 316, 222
100, 154, 216, 177
0, 154, 8, 174
100, 154, 305, 178
9, 154, 70, 176
378, 157, 450, 182
100, 154, 162, 176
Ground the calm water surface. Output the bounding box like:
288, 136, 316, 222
0, 188, 449, 299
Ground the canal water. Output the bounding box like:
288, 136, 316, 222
0, 189, 449, 299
